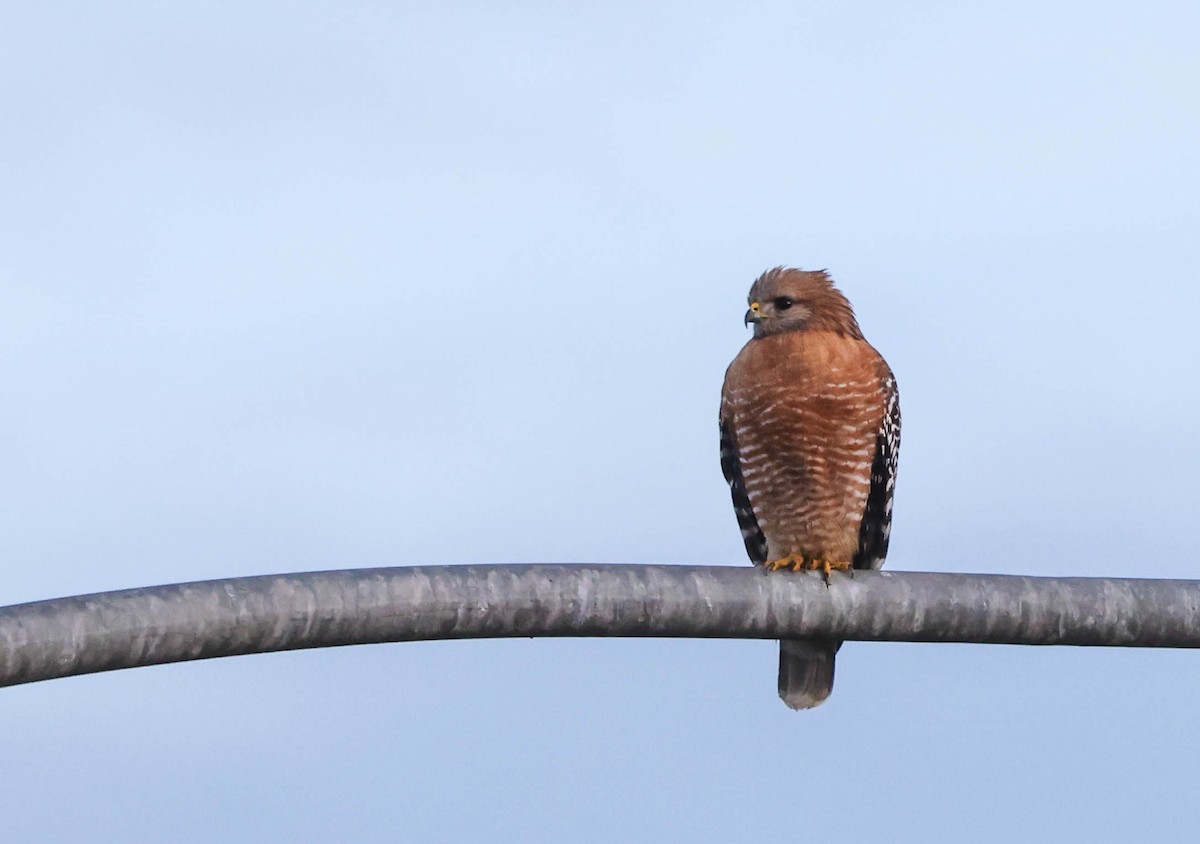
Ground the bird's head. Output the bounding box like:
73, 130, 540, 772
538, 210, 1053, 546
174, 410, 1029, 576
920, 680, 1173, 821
744, 267, 863, 340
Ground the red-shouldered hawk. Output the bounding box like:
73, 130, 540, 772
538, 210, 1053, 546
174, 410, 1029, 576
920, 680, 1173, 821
720, 267, 900, 709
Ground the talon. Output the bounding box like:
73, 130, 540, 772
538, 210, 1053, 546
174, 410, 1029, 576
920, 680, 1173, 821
817, 559, 852, 581
764, 554, 806, 572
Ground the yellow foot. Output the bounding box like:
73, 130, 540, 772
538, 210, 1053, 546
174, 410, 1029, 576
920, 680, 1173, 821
764, 554, 807, 572
817, 559, 852, 576
809, 558, 852, 583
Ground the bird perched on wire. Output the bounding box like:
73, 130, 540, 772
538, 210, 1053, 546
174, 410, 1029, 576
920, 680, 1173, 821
720, 267, 900, 709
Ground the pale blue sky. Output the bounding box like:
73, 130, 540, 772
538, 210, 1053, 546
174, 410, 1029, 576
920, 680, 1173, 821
2, 2, 1199, 841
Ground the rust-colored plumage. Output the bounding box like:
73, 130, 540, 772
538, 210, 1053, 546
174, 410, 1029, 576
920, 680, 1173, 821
720, 267, 900, 708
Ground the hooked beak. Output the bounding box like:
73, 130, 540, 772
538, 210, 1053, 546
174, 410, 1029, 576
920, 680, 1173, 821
744, 301, 764, 326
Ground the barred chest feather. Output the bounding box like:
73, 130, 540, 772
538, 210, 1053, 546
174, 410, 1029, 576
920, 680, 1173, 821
721, 331, 893, 564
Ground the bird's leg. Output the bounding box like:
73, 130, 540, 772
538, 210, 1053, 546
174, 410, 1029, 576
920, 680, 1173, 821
764, 554, 807, 572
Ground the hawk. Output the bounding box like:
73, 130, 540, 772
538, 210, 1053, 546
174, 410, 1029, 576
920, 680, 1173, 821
720, 267, 900, 709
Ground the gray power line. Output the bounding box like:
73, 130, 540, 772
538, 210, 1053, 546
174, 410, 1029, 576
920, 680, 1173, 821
1, 565, 1198, 688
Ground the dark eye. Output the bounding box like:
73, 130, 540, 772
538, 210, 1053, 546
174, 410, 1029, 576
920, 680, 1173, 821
774, 297, 794, 311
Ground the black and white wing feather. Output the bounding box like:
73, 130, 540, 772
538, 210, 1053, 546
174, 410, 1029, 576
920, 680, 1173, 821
853, 374, 901, 570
